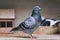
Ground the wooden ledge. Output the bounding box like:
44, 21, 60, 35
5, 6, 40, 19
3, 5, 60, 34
0, 26, 58, 37
0, 32, 14, 34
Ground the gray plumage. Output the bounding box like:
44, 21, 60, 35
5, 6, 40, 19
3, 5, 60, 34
10, 6, 41, 35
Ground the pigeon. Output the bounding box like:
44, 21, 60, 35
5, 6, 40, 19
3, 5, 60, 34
46, 19, 60, 27
10, 6, 42, 39
41, 17, 60, 27
41, 19, 50, 26
41, 16, 50, 26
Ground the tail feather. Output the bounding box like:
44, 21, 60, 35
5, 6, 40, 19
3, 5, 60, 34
10, 23, 24, 32
10, 27, 19, 32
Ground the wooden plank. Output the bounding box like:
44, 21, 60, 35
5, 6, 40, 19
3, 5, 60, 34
0, 35, 60, 40
0, 26, 58, 37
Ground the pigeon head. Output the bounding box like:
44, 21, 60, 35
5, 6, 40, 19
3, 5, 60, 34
31, 6, 41, 16
33, 6, 41, 11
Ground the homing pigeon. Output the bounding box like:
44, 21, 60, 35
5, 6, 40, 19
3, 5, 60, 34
10, 6, 42, 39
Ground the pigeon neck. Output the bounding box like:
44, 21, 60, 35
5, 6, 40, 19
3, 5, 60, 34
31, 10, 40, 17
31, 10, 41, 22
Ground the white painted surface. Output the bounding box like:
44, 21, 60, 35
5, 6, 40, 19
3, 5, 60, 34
0, 9, 15, 19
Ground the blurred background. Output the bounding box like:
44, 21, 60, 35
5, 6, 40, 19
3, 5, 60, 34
0, 0, 60, 35
0, 0, 60, 27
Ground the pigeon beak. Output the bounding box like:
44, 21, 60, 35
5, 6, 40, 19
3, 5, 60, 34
39, 7, 41, 10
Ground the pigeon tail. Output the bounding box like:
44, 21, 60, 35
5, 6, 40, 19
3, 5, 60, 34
10, 26, 23, 32
10, 27, 19, 32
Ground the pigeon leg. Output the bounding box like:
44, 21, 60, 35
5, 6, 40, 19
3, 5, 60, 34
29, 34, 32, 40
